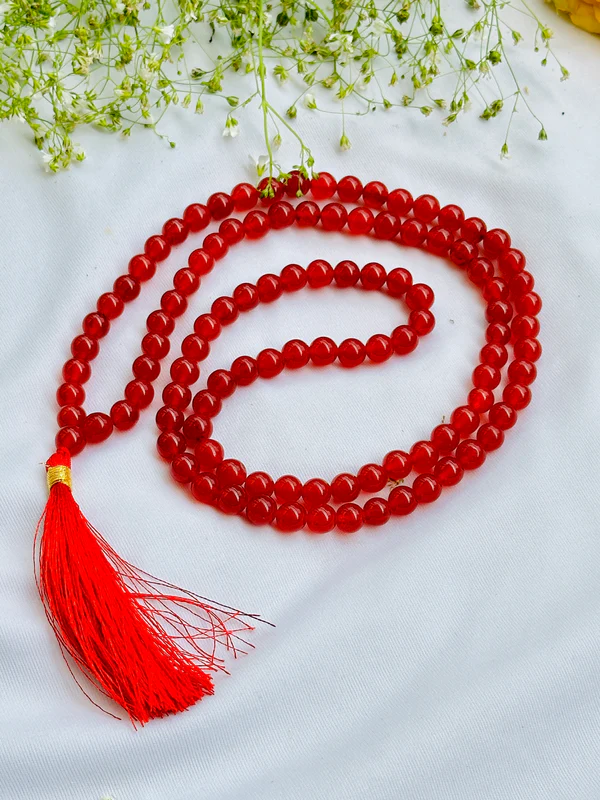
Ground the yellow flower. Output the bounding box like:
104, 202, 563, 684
551, 0, 600, 33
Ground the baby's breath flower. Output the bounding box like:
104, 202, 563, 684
340, 134, 351, 151
159, 24, 174, 44
222, 116, 239, 137
304, 93, 317, 109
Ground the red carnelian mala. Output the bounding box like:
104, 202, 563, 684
37, 171, 541, 724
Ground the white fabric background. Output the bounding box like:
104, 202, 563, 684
1, 12, 600, 800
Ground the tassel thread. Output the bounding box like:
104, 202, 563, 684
35, 448, 266, 726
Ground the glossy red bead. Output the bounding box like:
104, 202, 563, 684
515, 292, 542, 316
483, 228, 511, 257
162, 382, 192, 410
113, 274, 140, 302
383, 450, 412, 480
503, 383, 531, 410
216, 459, 247, 488
171, 453, 197, 484
388, 486, 418, 516
331, 473, 360, 503
426, 226, 453, 256
257, 349, 284, 379
181, 334, 209, 362
194, 314, 221, 341
467, 258, 495, 288
499, 248, 526, 274
173, 268, 200, 296
363, 180, 388, 208
71, 334, 99, 361
307, 259, 333, 288
274, 475, 302, 503
461, 217, 486, 243
110, 400, 138, 431
391, 325, 418, 355
488, 402, 517, 430
338, 338, 366, 368
406, 283, 434, 310
147, 310, 175, 336
231, 182, 259, 211
456, 439, 486, 470
307, 505, 336, 533
512, 315, 540, 339
310, 337, 338, 366
57, 382, 85, 407
373, 212, 400, 240
486, 301, 513, 324
433, 457, 463, 486
57, 405, 85, 428
156, 406, 183, 432
207, 369, 236, 398
125, 379, 154, 409
386, 268, 412, 297
55, 426, 86, 456
303, 478, 331, 506
133, 355, 160, 381
438, 204, 465, 231
387, 188, 413, 216
360, 262, 386, 290
203, 233, 229, 259
195, 439, 224, 470
513, 338, 542, 362
280, 264, 307, 292
473, 363, 501, 390
413, 194, 440, 223
268, 201, 295, 229
211, 296, 238, 324
451, 406, 479, 436
480, 343, 508, 368
363, 498, 391, 526
246, 496, 277, 525
257, 274, 283, 302
410, 441, 438, 472
231, 355, 258, 386
192, 390, 222, 418
188, 249, 215, 276
450, 240, 477, 268
191, 472, 218, 504
144, 235, 171, 262
295, 201, 320, 228
508, 359, 537, 385
162, 217, 188, 245
486, 323, 511, 346
357, 464, 387, 493
408, 310, 435, 336
258, 177, 284, 204
170, 357, 199, 386
182, 414, 212, 444
483, 279, 510, 305
219, 215, 247, 243
282, 339, 310, 369
207, 192, 234, 220
128, 254, 156, 282
468, 388, 494, 413
157, 431, 186, 460
477, 423, 505, 452
217, 486, 247, 515
510, 271, 535, 296
83, 412, 113, 444
336, 503, 364, 533
347, 207, 374, 235
83, 312, 109, 339
310, 171, 337, 200
275, 503, 306, 532
430, 424, 460, 455
366, 334, 393, 363
334, 260, 360, 288
413, 474, 442, 503
337, 175, 363, 203
284, 170, 310, 198
161, 290, 187, 318
142, 332, 170, 360
183, 203, 210, 232
321, 203, 347, 231
62, 358, 91, 384
401, 218, 427, 247
245, 471, 274, 497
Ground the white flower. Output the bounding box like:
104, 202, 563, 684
222, 119, 239, 137
272, 134, 282, 151
328, 32, 354, 54
41, 151, 54, 171
0, 2, 12, 16
115, 2, 125, 12
47, 15, 56, 29
304, 93, 317, 109
139, 67, 152, 82
159, 24, 174, 44
340, 134, 352, 151
366, 19, 387, 36
61, 90, 73, 106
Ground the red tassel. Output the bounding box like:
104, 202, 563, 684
35, 448, 263, 726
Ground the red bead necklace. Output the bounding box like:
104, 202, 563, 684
38, 171, 541, 724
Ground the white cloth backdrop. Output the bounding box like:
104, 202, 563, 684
1, 13, 600, 800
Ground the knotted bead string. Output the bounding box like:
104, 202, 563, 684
54, 172, 541, 533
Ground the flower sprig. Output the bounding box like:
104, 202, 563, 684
0, 0, 568, 175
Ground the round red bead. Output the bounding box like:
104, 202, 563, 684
307, 505, 336, 533
456, 440, 486, 470
413, 474, 442, 503
383, 450, 412, 480
331, 473, 360, 503
195, 439, 224, 470
246, 496, 276, 525
336, 503, 364, 533
338, 338, 366, 368
83, 412, 113, 444
274, 475, 302, 503
357, 464, 387, 493
433, 457, 464, 486
110, 400, 138, 430
363, 498, 391, 526
388, 486, 417, 515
